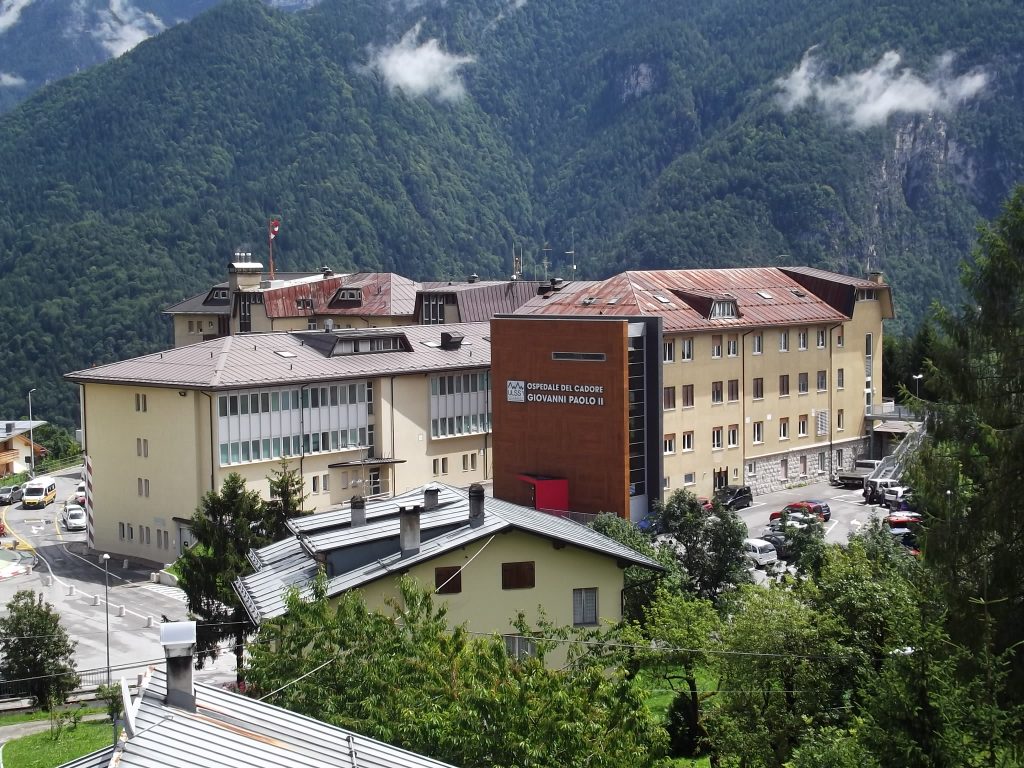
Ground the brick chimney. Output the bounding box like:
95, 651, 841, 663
400, 505, 422, 557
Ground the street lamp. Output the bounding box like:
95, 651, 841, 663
27, 388, 36, 478
912, 373, 923, 399
102, 554, 111, 686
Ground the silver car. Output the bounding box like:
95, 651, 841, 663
63, 503, 87, 531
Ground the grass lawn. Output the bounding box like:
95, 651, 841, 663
0, 707, 103, 727
642, 667, 717, 768
1, 720, 114, 768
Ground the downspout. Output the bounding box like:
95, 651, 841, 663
201, 391, 215, 491
79, 384, 87, 456
828, 322, 843, 478
484, 372, 491, 480
741, 329, 753, 483
299, 384, 309, 490
390, 375, 397, 497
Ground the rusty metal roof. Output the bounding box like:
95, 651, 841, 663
64, 323, 491, 390
513, 268, 875, 331
417, 280, 544, 322
262, 272, 419, 319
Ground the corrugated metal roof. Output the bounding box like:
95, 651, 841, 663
235, 484, 663, 623
262, 273, 419, 319
56, 748, 114, 768
64, 324, 491, 390
513, 269, 858, 331
100, 668, 457, 768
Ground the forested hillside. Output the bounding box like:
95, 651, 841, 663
1, 0, 1022, 426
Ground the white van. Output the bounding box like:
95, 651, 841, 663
22, 477, 57, 509
743, 538, 779, 568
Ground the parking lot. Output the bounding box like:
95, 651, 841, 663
733, 478, 891, 545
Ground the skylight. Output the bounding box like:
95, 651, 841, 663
757, 290, 773, 299
274, 351, 298, 358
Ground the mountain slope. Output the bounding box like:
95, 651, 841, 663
0, 0, 1022, 426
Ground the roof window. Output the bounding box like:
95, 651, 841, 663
710, 300, 737, 318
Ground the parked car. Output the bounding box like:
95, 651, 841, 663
883, 485, 913, 510
743, 538, 778, 568
714, 485, 753, 510
768, 501, 830, 523
864, 477, 901, 505
884, 512, 922, 529
62, 503, 87, 531
0, 484, 24, 505
890, 527, 921, 557
696, 496, 714, 512
760, 532, 793, 560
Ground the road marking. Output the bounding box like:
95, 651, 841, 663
144, 584, 187, 602
825, 521, 838, 536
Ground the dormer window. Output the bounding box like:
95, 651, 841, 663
339, 288, 361, 301
710, 300, 737, 319
295, 298, 314, 310
856, 288, 877, 301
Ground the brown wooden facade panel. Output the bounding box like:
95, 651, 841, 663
491, 317, 632, 518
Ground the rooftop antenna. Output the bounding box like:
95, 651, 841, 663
267, 217, 281, 280
565, 228, 576, 280
512, 241, 522, 280
541, 242, 552, 282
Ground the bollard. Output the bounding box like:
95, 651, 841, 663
92, 594, 99, 606
118, 605, 125, 617
146, 616, 153, 628
123, 559, 129, 569
42, 575, 51, 587
68, 585, 76, 597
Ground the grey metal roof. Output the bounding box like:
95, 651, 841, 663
56, 748, 115, 768
64, 324, 491, 390
235, 484, 663, 623
98, 668, 457, 768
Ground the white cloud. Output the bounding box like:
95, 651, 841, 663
370, 22, 475, 103
91, 0, 165, 57
0, 71, 25, 86
776, 49, 989, 128
0, 0, 35, 34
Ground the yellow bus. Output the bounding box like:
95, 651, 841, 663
22, 477, 57, 508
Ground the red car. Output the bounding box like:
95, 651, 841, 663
769, 501, 831, 523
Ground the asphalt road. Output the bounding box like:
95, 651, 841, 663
0, 468, 235, 689
735, 479, 891, 543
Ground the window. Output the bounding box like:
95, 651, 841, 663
681, 431, 694, 452
779, 374, 790, 397
662, 340, 674, 363
752, 333, 763, 355
865, 333, 873, 357
798, 329, 808, 350
573, 588, 598, 626
753, 421, 764, 443
747, 461, 756, 475
818, 452, 826, 473
432, 457, 449, 476
312, 476, 319, 493
462, 453, 471, 471
817, 328, 827, 348
779, 331, 790, 352
664, 434, 676, 455
502, 561, 536, 589
322, 474, 330, 492
800, 455, 808, 476
504, 634, 537, 660
684, 472, 696, 486
136, 438, 149, 458
711, 381, 724, 404
817, 370, 827, 391
838, 409, 845, 431
134, 393, 147, 412
727, 334, 738, 357
663, 386, 676, 410
779, 417, 790, 439
753, 378, 764, 400
470, 453, 478, 471
712, 427, 723, 450
682, 384, 695, 408
798, 372, 809, 394
837, 368, 845, 389
781, 458, 789, 480
711, 335, 723, 358
128, 524, 134, 541
837, 332, 844, 348
798, 414, 808, 437
435, 566, 462, 594
119, 522, 125, 540
728, 379, 739, 402
728, 424, 739, 448
188, 320, 195, 334
681, 337, 694, 361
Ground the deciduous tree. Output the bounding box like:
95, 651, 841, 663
0, 591, 79, 708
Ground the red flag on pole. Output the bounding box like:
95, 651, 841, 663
269, 219, 281, 240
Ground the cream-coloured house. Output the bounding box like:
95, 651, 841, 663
164, 261, 541, 348
511, 266, 895, 498
235, 483, 663, 662
0, 420, 45, 478
65, 324, 494, 561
